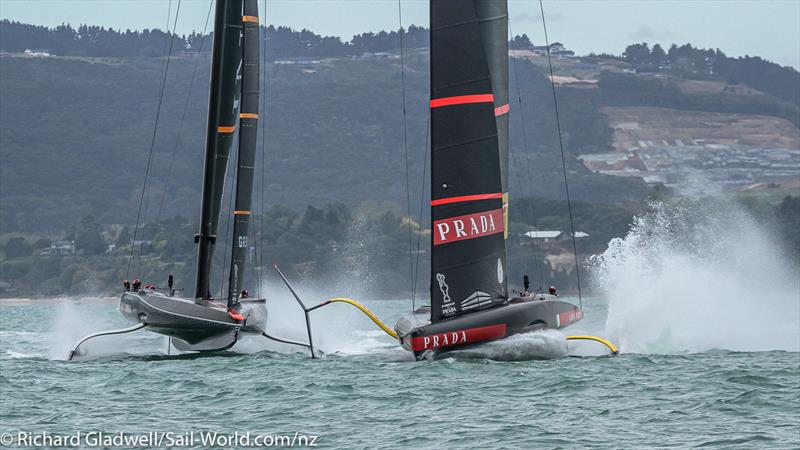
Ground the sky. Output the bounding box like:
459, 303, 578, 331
1, 0, 798, 68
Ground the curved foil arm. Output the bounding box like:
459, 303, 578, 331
67, 323, 146, 361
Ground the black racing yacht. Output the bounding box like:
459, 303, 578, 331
393, 0, 582, 359
70, 0, 276, 359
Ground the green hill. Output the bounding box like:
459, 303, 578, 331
0, 51, 650, 233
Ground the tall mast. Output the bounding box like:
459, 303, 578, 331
195, 0, 244, 299
428, 0, 508, 322
227, 0, 260, 307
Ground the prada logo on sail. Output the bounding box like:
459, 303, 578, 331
433, 208, 504, 245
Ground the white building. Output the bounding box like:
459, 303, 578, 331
40, 240, 75, 256
523, 230, 562, 242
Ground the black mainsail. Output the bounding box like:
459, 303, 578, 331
195, 0, 245, 299
227, 0, 260, 307
429, 0, 509, 322
391, 0, 585, 358
477, 1, 510, 238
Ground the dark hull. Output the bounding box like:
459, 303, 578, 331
395, 295, 582, 359
120, 290, 266, 351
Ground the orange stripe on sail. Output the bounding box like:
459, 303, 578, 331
218, 125, 235, 133
240, 113, 258, 119
242, 15, 259, 23
234, 210, 251, 215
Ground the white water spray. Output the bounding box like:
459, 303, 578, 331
445, 329, 569, 361
589, 198, 799, 353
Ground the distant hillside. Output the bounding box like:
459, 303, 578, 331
0, 50, 649, 233
2, 21, 799, 234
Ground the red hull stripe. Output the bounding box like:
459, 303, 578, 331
410, 323, 507, 351
433, 208, 504, 245
431, 192, 502, 207
430, 94, 494, 109
494, 104, 510, 116
557, 309, 584, 328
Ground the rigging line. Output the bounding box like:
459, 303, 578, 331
152, 0, 214, 231
143, 0, 213, 279
157, 0, 173, 88
508, 17, 546, 291
257, 0, 269, 300
219, 147, 239, 300
134, 0, 176, 275
397, 0, 415, 309
411, 110, 430, 311
126, 0, 182, 279
538, 0, 582, 308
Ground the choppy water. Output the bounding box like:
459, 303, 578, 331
1, 293, 798, 448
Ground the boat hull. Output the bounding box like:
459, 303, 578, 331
395, 296, 582, 359
119, 291, 266, 351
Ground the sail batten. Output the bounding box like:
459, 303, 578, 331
429, 0, 509, 323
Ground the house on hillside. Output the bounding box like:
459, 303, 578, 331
531, 42, 575, 58
523, 230, 563, 242
274, 57, 321, 65
24, 48, 51, 57
40, 240, 75, 256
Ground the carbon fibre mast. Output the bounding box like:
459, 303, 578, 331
195, 0, 245, 300
227, 0, 260, 308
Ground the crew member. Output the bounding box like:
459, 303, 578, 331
523, 275, 530, 296
168, 274, 174, 296
123, 279, 131, 292
241, 289, 249, 299
549, 285, 558, 296
132, 278, 141, 292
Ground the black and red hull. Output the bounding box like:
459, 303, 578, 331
395, 296, 582, 359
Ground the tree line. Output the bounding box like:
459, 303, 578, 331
0, 198, 640, 297
4, 196, 798, 297
0, 20, 431, 60
622, 42, 799, 106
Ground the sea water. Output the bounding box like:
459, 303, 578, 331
1, 292, 797, 448
1, 200, 798, 448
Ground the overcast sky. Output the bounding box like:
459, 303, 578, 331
1, 0, 798, 68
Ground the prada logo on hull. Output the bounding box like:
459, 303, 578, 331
433, 208, 504, 245
410, 324, 507, 351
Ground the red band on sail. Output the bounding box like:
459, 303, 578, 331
494, 104, 510, 116
410, 324, 507, 351
431, 193, 502, 206
430, 94, 494, 109
433, 208, 504, 245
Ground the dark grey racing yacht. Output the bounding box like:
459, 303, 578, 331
70, 0, 284, 359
